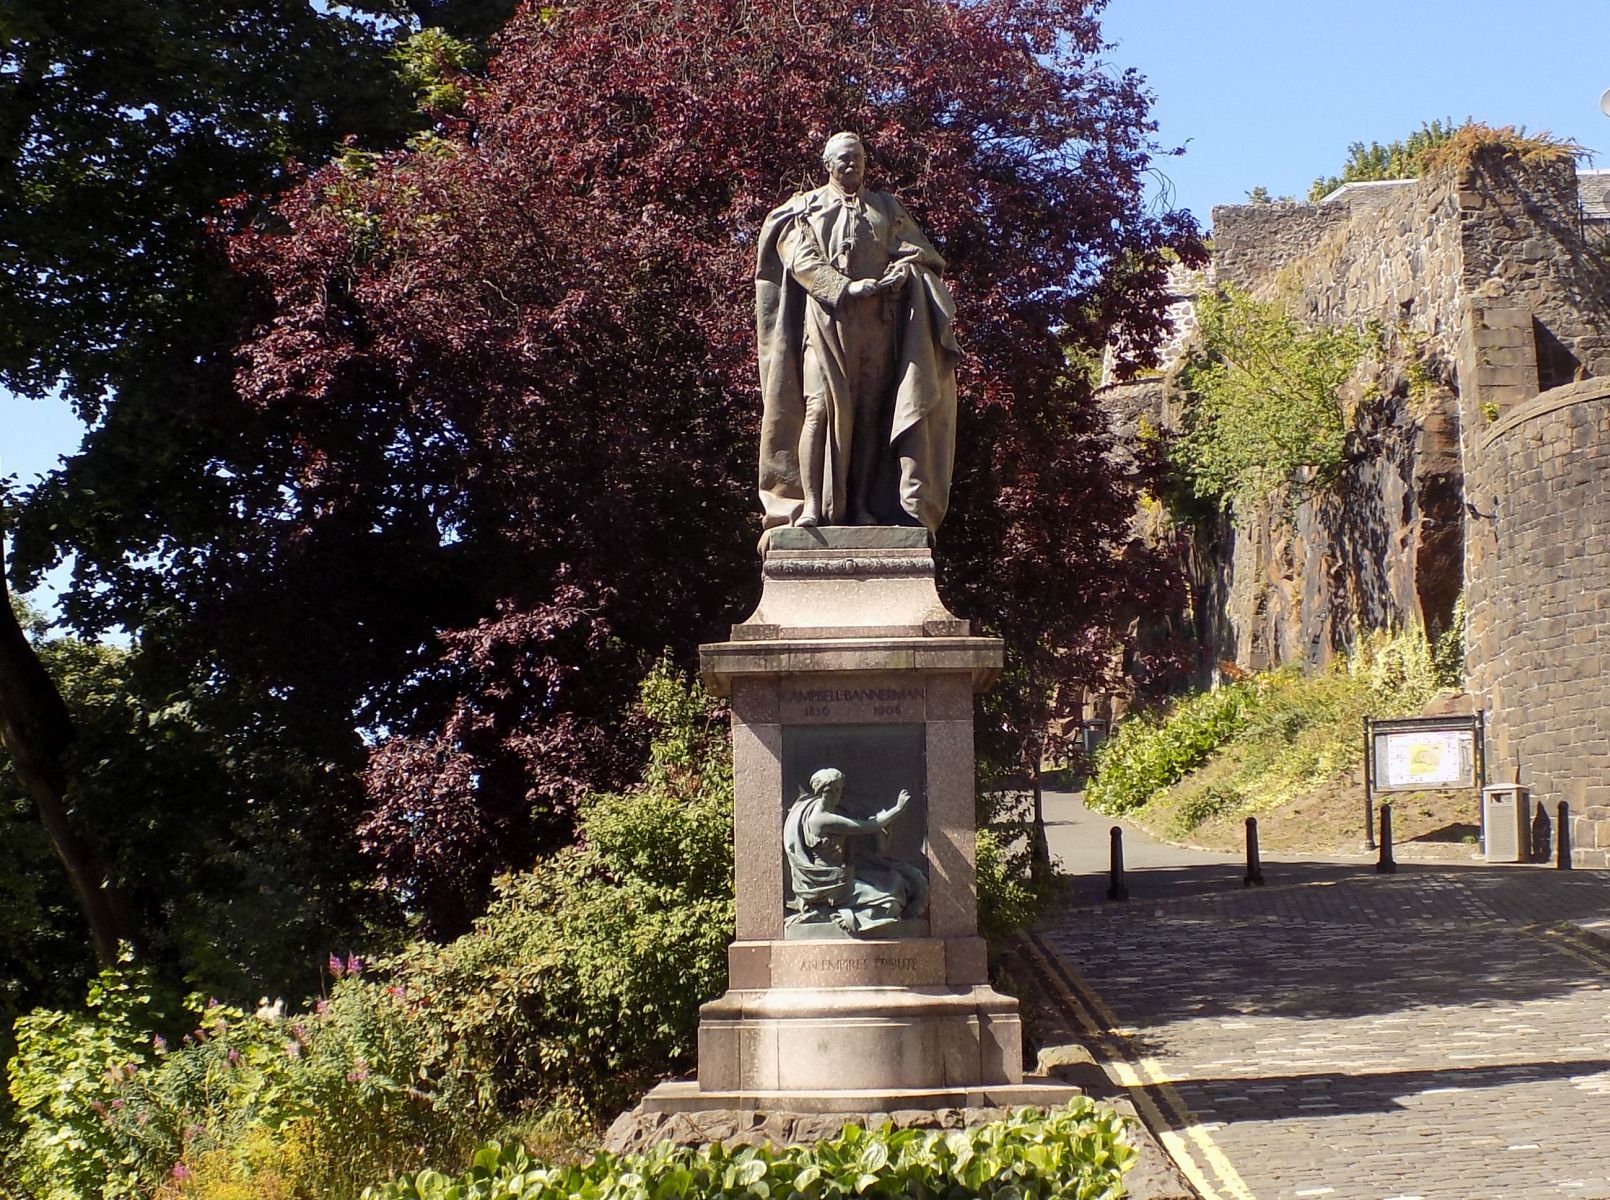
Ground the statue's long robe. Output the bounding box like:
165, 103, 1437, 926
755, 185, 959, 534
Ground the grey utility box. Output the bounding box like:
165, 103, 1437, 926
1483, 785, 1531, 863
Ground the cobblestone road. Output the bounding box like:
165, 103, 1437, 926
1032, 859, 1610, 1200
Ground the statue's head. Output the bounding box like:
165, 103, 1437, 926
809, 767, 846, 804
821, 132, 866, 194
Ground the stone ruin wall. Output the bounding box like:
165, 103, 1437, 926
1136, 152, 1610, 860
1193, 169, 1472, 672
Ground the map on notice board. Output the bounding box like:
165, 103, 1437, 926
1375, 728, 1475, 790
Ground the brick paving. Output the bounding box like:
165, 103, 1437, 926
1034, 849, 1610, 1200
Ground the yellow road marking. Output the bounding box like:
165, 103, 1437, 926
1025, 933, 1258, 1200
1530, 923, 1610, 975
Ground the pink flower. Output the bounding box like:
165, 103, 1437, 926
172, 1163, 192, 1181
227, 1048, 240, 1066
328, 952, 344, 977
345, 953, 363, 976
152, 1035, 168, 1054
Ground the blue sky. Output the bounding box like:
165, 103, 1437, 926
1101, 0, 1610, 227
6, 0, 1610, 491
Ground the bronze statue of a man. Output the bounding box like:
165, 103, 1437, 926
755, 133, 959, 533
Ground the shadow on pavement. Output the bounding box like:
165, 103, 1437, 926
1053, 855, 1610, 926
1171, 1057, 1610, 1119
1035, 857, 1610, 1028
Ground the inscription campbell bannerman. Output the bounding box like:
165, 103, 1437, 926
786, 688, 923, 705
798, 956, 919, 973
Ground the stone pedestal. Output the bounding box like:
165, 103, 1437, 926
644, 527, 1073, 1113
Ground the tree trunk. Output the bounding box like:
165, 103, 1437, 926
0, 537, 134, 963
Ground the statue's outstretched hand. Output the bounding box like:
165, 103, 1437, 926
872, 789, 912, 828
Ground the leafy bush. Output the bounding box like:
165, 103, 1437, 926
1090, 629, 1451, 827
384, 661, 734, 1118
1172, 783, 1241, 833
976, 827, 1041, 943
1307, 118, 1461, 199
1171, 288, 1374, 520
370, 1101, 1136, 1200
4, 953, 476, 1200
1086, 683, 1255, 815
5, 953, 166, 1199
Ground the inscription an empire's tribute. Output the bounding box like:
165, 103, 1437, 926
756, 132, 959, 533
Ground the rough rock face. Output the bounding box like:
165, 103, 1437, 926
1200, 375, 1465, 672
1105, 357, 1465, 678
602, 1103, 1022, 1155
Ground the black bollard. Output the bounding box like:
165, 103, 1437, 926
1376, 803, 1397, 874
1558, 801, 1572, 870
1107, 826, 1129, 901
1244, 816, 1265, 887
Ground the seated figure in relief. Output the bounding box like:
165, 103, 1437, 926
782, 767, 928, 935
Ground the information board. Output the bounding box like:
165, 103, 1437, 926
1373, 727, 1477, 791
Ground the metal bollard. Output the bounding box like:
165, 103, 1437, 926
1244, 816, 1265, 887
1376, 803, 1397, 874
1107, 826, 1129, 901
1558, 801, 1572, 870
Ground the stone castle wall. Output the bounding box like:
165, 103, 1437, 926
1467, 377, 1610, 862
1134, 153, 1610, 861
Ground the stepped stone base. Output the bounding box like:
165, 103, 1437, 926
605, 1089, 1080, 1155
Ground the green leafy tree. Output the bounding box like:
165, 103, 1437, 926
0, 607, 392, 1075
0, 0, 505, 974
1172, 288, 1373, 518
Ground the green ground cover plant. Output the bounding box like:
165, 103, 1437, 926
1088, 629, 1455, 832
370, 1101, 1136, 1200
1084, 682, 1256, 816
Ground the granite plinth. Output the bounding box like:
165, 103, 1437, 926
708, 528, 995, 669
696, 985, 1022, 1093
690, 528, 1016, 1108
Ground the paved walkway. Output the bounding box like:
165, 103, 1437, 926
1030, 790, 1610, 1200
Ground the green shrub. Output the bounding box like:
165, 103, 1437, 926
1171, 288, 1374, 520
386, 661, 734, 1118
4, 951, 479, 1200
5, 951, 166, 1199
369, 1101, 1136, 1200
976, 827, 1041, 942
1086, 683, 1254, 815
1173, 783, 1242, 833
1090, 629, 1451, 828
